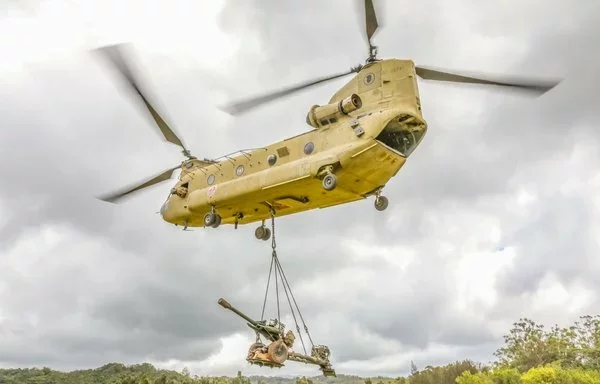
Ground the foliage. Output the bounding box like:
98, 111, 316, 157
493, 315, 600, 372
407, 360, 482, 384
455, 365, 600, 384
1, 315, 599, 384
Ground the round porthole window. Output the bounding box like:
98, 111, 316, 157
236, 165, 245, 176
304, 142, 314, 155
207, 174, 215, 185
267, 154, 277, 166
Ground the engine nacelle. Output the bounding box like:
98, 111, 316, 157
306, 94, 362, 128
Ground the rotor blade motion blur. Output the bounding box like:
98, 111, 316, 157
98, 165, 180, 203
364, 0, 379, 41
415, 66, 562, 95
220, 69, 358, 116
93, 44, 194, 158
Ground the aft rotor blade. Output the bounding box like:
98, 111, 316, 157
220, 69, 357, 116
98, 165, 180, 203
93, 44, 190, 152
415, 66, 562, 95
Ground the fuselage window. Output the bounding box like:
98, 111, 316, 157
236, 165, 245, 176
304, 142, 314, 155
268, 154, 277, 166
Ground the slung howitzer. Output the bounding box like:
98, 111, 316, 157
218, 298, 283, 343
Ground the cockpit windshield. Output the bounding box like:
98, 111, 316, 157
375, 114, 427, 157
376, 128, 425, 157
378, 129, 421, 156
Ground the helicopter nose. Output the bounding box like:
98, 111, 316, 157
160, 199, 169, 217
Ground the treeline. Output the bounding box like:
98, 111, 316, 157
1, 315, 599, 384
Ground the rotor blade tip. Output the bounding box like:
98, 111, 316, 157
217, 104, 238, 116
96, 195, 120, 204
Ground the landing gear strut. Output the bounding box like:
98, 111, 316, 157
374, 190, 389, 211
320, 165, 337, 191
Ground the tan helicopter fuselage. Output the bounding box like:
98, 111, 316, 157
160, 58, 428, 228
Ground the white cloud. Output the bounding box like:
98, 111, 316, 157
0, 0, 237, 72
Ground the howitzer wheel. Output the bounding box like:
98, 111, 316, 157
247, 342, 265, 356
267, 340, 288, 364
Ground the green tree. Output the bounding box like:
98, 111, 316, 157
296, 377, 313, 384
494, 315, 600, 372
455, 371, 492, 384
494, 318, 564, 371
520, 365, 558, 384
409, 359, 481, 384
488, 367, 520, 384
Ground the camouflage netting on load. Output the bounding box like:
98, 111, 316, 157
283, 330, 295, 347
311, 345, 331, 361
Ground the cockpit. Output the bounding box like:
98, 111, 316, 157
375, 114, 427, 157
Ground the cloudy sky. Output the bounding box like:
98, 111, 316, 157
1, 0, 599, 378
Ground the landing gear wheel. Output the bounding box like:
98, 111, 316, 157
322, 173, 337, 191
255, 225, 270, 240
374, 195, 389, 211
267, 340, 288, 364
204, 212, 220, 227
211, 214, 222, 228
261, 227, 271, 241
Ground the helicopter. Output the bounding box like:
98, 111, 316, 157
94, 0, 561, 241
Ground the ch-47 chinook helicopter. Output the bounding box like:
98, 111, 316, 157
95, 0, 561, 241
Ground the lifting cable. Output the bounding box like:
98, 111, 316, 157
259, 211, 314, 355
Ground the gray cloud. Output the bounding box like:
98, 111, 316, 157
1, 0, 599, 378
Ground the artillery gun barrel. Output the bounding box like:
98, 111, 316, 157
217, 298, 280, 342
218, 298, 256, 325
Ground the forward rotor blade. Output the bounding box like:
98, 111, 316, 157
415, 66, 561, 95
220, 69, 357, 116
93, 44, 190, 153
98, 165, 180, 203
364, 0, 379, 42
